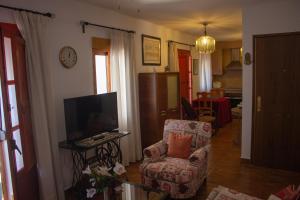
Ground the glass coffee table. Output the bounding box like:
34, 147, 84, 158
101, 181, 169, 200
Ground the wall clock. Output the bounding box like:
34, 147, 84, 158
59, 46, 77, 68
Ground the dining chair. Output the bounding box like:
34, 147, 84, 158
210, 88, 224, 98
181, 97, 198, 120
196, 92, 216, 124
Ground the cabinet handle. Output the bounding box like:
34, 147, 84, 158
160, 110, 167, 116
171, 109, 177, 112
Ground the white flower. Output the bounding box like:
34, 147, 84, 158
113, 162, 126, 175
82, 165, 92, 175
95, 165, 112, 176
86, 188, 96, 198
90, 178, 96, 187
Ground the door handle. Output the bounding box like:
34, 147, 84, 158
257, 96, 262, 112
11, 139, 22, 155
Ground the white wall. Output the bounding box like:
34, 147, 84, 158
241, 0, 300, 159
0, 0, 196, 189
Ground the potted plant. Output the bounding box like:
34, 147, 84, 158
76, 162, 126, 200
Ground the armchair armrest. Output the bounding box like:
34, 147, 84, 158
143, 140, 167, 161
189, 145, 210, 165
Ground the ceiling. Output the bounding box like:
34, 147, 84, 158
79, 0, 244, 41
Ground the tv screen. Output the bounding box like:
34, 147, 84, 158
64, 92, 118, 141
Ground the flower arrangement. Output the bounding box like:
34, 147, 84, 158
76, 162, 126, 200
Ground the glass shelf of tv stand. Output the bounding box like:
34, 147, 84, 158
58, 131, 130, 151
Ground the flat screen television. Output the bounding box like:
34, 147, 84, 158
64, 92, 118, 141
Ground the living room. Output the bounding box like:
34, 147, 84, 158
0, 0, 299, 200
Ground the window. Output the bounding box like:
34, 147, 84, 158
94, 51, 110, 94
92, 37, 111, 94
95, 54, 108, 94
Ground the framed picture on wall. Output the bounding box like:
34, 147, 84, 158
142, 34, 161, 65
193, 59, 199, 75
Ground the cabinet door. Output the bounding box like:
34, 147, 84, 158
156, 74, 168, 141
211, 48, 223, 75
139, 73, 158, 148
166, 74, 180, 119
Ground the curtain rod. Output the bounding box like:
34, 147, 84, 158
168, 40, 195, 47
0, 5, 54, 18
80, 21, 135, 34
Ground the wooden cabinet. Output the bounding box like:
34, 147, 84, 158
138, 72, 180, 149
211, 48, 223, 75
211, 41, 242, 75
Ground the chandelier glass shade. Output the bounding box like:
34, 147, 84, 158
195, 24, 215, 53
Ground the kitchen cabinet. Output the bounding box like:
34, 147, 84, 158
211, 41, 242, 75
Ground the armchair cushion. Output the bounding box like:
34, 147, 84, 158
143, 140, 167, 161
167, 133, 193, 159
141, 157, 198, 184
163, 119, 212, 149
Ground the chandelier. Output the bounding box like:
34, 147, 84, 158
195, 23, 215, 54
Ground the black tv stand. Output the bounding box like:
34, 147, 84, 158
59, 131, 129, 186
92, 134, 105, 140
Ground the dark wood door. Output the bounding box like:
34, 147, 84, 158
252, 32, 300, 171
178, 50, 192, 102
0, 23, 39, 200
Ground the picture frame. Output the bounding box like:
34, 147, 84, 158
142, 34, 161, 65
193, 59, 199, 75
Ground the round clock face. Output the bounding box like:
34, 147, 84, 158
59, 46, 77, 68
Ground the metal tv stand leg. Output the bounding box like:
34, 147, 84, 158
71, 150, 86, 187
96, 139, 122, 168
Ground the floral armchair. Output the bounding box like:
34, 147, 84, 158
140, 119, 212, 199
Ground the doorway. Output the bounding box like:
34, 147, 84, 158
178, 49, 192, 102
0, 23, 39, 200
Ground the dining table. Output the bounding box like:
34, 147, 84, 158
192, 97, 232, 128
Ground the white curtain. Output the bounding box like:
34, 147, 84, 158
169, 42, 179, 72
198, 53, 212, 92
110, 30, 142, 165
14, 12, 64, 200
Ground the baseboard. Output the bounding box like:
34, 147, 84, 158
240, 158, 251, 164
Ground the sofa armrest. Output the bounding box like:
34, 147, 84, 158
143, 140, 167, 160
189, 145, 210, 165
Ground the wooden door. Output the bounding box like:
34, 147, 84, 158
0, 23, 39, 200
178, 50, 192, 102
252, 32, 300, 171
